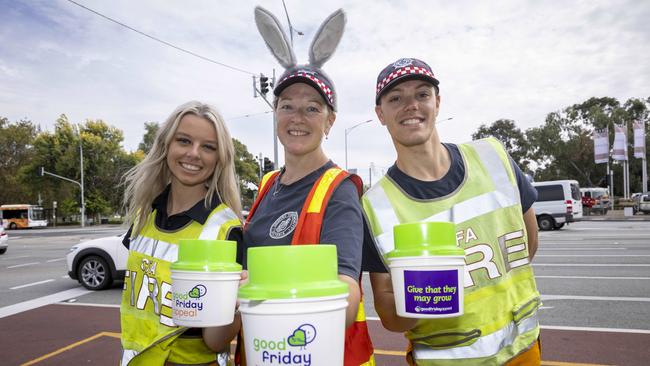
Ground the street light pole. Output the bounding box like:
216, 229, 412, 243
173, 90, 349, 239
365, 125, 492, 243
80, 130, 85, 228
74, 125, 85, 228
344, 119, 373, 170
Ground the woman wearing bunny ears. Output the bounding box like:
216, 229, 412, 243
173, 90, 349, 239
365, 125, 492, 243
230, 6, 375, 366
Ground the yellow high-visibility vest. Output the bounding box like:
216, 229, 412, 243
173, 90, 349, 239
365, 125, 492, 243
120, 204, 240, 366
362, 138, 541, 365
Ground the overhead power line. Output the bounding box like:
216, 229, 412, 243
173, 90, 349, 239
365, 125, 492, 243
226, 110, 273, 121
66, 0, 255, 75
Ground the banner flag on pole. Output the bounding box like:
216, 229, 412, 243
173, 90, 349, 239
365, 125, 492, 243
593, 127, 609, 164
612, 123, 628, 161
634, 120, 646, 159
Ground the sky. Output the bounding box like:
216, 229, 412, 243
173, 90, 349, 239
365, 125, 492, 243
1, 0, 649, 184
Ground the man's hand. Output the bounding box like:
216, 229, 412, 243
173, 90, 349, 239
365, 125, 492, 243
370, 272, 418, 332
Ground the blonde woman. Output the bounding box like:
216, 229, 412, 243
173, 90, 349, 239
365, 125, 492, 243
120, 101, 242, 366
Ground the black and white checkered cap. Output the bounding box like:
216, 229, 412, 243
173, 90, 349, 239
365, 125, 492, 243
274, 65, 337, 111
375, 58, 440, 105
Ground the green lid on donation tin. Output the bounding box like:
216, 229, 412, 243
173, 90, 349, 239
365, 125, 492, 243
171, 239, 242, 272
238, 245, 349, 300
388, 222, 464, 258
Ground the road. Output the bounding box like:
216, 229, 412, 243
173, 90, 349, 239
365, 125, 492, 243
0, 222, 649, 365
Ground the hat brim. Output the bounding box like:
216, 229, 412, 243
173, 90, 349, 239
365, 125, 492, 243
375, 74, 440, 105
274, 77, 335, 111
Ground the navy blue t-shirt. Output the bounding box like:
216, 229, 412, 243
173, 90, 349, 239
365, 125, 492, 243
361, 143, 537, 273
122, 185, 242, 248
241, 161, 363, 279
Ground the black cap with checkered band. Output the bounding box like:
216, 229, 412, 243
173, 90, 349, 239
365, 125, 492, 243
255, 6, 345, 112
375, 58, 440, 105
273, 65, 337, 111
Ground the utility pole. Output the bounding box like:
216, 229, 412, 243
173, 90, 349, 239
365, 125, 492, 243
344, 119, 373, 170
79, 125, 85, 227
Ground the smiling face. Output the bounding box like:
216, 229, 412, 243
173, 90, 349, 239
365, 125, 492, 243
166, 113, 219, 190
275, 82, 335, 159
375, 79, 441, 148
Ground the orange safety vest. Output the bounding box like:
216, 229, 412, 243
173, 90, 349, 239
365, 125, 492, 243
237, 167, 375, 366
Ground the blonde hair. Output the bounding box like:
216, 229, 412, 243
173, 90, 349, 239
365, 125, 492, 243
122, 101, 242, 236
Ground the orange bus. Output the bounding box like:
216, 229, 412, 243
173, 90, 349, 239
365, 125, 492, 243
0, 204, 48, 229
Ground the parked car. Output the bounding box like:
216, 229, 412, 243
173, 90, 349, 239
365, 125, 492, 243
636, 193, 650, 214
67, 233, 128, 290
0, 225, 7, 254
580, 187, 611, 215
532, 180, 583, 231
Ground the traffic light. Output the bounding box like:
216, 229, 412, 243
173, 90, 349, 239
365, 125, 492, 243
262, 157, 275, 173
37, 166, 44, 177
259, 74, 270, 96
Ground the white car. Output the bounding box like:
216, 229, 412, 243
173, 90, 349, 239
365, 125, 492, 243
532, 179, 583, 231
67, 233, 129, 290
0, 225, 7, 254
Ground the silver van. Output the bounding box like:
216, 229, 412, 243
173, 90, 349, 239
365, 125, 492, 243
532, 180, 583, 230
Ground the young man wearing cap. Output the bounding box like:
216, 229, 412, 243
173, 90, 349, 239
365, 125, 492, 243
361, 58, 541, 365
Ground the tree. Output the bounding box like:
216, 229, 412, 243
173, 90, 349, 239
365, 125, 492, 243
525, 96, 649, 194
24, 115, 138, 222
232, 138, 261, 209
138, 122, 159, 154
472, 119, 531, 171
0, 117, 39, 204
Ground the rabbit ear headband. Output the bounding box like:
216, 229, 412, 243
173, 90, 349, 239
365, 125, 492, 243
254, 6, 346, 111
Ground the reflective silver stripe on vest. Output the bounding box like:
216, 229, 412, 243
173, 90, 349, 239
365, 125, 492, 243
198, 207, 238, 240
130, 236, 178, 262
412, 313, 539, 360
365, 185, 401, 258
121, 348, 137, 365
471, 139, 520, 206
130, 207, 238, 262
369, 140, 520, 257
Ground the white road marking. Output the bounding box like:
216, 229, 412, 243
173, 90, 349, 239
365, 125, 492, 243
539, 306, 554, 310
0, 288, 91, 318
536, 254, 650, 257
10, 279, 55, 290
7, 262, 39, 269
57, 302, 120, 308
533, 263, 650, 267
541, 325, 650, 334
364, 317, 650, 334
46, 258, 66, 263
537, 275, 650, 280
538, 248, 627, 250
564, 227, 648, 232
542, 294, 650, 302
61, 275, 70, 279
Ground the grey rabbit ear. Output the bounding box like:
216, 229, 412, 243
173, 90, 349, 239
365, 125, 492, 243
309, 9, 346, 68
254, 6, 297, 69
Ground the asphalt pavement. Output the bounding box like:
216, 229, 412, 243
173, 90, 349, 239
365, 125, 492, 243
580, 209, 650, 221
1, 222, 649, 365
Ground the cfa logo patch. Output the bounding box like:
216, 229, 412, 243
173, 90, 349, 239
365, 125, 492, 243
393, 58, 413, 68
269, 211, 298, 239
